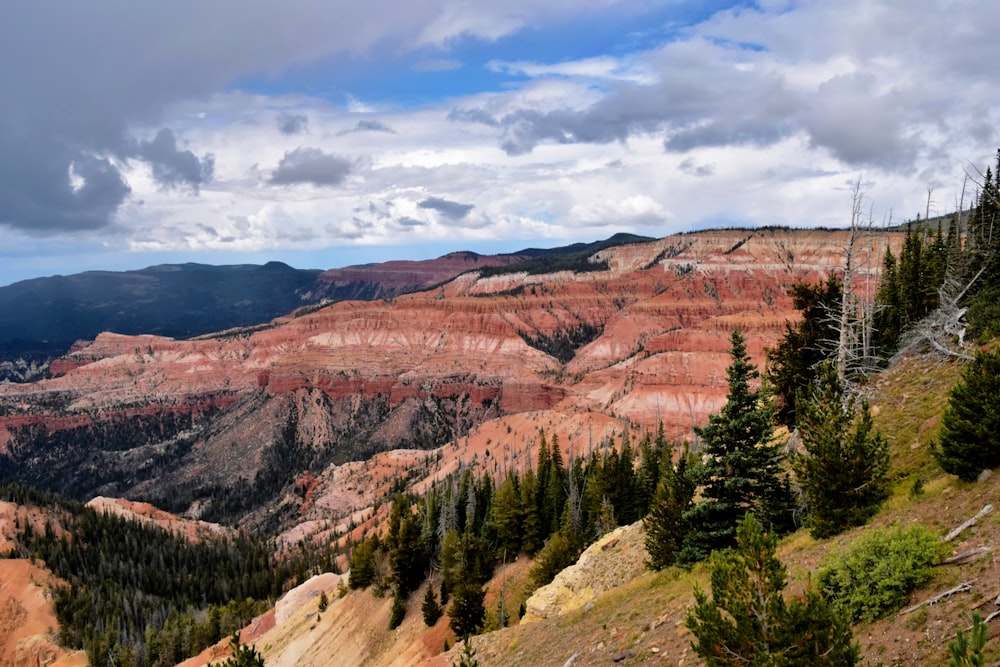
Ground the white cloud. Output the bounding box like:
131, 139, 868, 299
2, 0, 999, 283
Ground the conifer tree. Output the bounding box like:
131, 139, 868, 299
686, 514, 859, 667
934, 348, 1000, 481
793, 363, 890, 538
681, 329, 794, 563
518, 468, 543, 555
767, 275, 842, 427
422, 585, 443, 626
644, 444, 694, 570
488, 473, 522, 557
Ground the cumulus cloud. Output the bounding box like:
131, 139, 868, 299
2, 0, 999, 281
269, 148, 353, 186
0, 1, 642, 235
418, 197, 474, 220
135, 128, 214, 191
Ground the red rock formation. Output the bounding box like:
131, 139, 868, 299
0, 229, 903, 529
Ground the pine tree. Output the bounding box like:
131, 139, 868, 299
422, 585, 443, 626
934, 349, 1000, 481
681, 329, 794, 563
686, 514, 859, 667
644, 444, 694, 570
488, 472, 522, 557
448, 584, 485, 638
793, 363, 890, 538
518, 468, 543, 555
207, 632, 266, 667
767, 275, 842, 427
388, 589, 406, 630
873, 246, 901, 356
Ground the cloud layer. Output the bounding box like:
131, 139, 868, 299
1, 0, 998, 281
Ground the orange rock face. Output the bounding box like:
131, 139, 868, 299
0, 228, 901, 531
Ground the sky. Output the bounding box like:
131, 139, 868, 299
1, 0, 998, 286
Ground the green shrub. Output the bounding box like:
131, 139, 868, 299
528, 530, 582, 589
817, 525, 945, 623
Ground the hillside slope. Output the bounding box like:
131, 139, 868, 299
205, 349, 997, 667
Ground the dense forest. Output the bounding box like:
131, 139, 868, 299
0, 484, 335, 667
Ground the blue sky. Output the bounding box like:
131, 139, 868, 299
1, 0, 998, 286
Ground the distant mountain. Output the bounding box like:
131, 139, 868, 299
0, 235, 657, 382
0, 262, 322, 380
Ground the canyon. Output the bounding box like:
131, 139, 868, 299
0, 228, 896, 537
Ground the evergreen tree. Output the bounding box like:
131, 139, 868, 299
421, 585, 443, 626
686, 514, 859, 667
682, 329, 794, 563
793, 363, 890, 538
207, 632, 265, 667
644, 444, 695, 570
767, 275, 842, 427
388, 589, 406, 630
518, 468, 543, 555
448, 584, 485, 638
348, 534, 380, 590
933, 349, 1000, 481
488, 472, 522, 557
635, 425, 667, 517
873, 246, 902, 356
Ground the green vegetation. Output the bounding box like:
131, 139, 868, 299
948, 612, 988, 667
422, 586, 443, 626
517, 322, 604, 364
679, 329, 794, 564
793, 362, 890, 538
933, 348, 1000, 480
687, 513, 859, 666
0, 483, 304, 667
766, 275, 842, 427
817, 524, 945, 623
207, 632, 266, 667
643, 444, 694, 570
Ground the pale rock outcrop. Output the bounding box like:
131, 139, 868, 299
521, 521, 647, 624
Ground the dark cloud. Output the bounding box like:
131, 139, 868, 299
338, 120, 396, 135
397, 216, 425, 227
498, 107, 638, 155
798, 73, 917, 169
277, 112, 309, 135
418, 197, 474, 220
0, 1, 574, 234
448, 108, 500, 127
135, 128, 214, 191
269, 147, 352, 186
0, 135, 131, 232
